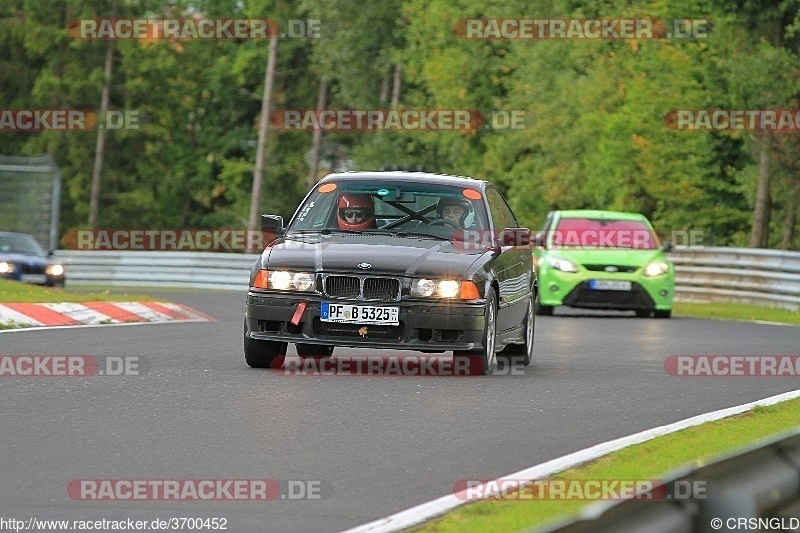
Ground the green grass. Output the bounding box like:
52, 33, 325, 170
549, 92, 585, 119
0, 279, 156, 303
415, 398, 800, 532
674, 301, 800, 325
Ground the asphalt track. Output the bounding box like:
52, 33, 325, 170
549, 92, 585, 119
1, 289, 798, 532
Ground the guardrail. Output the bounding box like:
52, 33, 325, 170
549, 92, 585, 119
668, 247, 800, 310
53, 250, 259, 291
536, 428, 800, 533
53, 247, 800, 310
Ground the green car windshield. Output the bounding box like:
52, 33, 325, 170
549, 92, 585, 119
550, 218, 658, 250
288, 181, 489, 235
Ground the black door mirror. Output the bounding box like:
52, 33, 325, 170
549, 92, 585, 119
662, 240, 674, 252
499, 228, 531, 247
260, 214, 285, 235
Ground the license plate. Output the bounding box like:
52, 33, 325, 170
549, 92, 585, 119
21, 274, 47, 284
321, 302, 399, 325
589, 279, 632, 291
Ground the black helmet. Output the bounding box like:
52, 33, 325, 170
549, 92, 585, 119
435, 196, 471, 226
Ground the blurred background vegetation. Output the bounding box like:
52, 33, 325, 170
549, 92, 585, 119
1, 0, 798, 249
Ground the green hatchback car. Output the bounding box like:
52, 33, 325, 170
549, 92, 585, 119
532, 210, 674, 318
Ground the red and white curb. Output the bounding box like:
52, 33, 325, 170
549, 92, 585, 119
0, 301, 214, 331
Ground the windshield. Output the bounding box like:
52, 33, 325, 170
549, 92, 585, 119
0, 234, 45, 256
550, 218, 658, 250
288, 180, 489, 237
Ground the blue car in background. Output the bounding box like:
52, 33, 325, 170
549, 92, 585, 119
0, 232, 65, 287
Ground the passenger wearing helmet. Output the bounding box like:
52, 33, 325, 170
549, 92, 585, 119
435, 197, 472, 228
337, 193, 376, 230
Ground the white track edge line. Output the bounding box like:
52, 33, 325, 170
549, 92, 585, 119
341, 387, 800, 533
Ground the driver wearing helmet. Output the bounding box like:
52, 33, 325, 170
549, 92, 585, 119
337, 193, 376, 230
435, 196, 472, 229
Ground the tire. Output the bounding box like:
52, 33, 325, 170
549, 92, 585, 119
499, 292, 534, 367
654, 309, 672, 319
534, 294, 553, 316
635, 309, 652, 318
243, 321, 287, 368
295, 343, 334, 358
454, 286, 498, 376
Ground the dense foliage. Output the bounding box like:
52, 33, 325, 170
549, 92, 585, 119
1, 0, 798, 249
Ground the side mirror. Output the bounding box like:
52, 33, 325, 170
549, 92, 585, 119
260, 214, 285, 235
499, 227, 530, 247
534, 232, 547, 248
47, 250, 54, 257
662, 240, 674, 252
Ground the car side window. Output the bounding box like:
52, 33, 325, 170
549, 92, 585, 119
542, 212, 554, 232
485, 188, 518, 230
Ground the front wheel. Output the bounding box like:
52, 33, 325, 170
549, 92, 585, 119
454, 286, 497, 375
244, 321, 287, 368
654, 309, 672, 319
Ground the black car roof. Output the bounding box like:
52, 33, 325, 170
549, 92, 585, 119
319, 171, 488, 189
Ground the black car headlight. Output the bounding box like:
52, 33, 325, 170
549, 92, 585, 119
0, 261, 15, 274
411, 278, 480, 300
252, 269, 316, 291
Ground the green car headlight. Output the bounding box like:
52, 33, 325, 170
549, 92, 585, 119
548, 257, 579, 273
643, 261, 669, 276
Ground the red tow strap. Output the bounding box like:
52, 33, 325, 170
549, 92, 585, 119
290, 302, 307, 326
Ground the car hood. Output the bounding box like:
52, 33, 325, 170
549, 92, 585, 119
263, 233, 485, 277
544, 247, 666, 267
0, 253, 47, 265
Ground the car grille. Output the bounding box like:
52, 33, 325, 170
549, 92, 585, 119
323, 275, 401, 301
363, 278, 399, 300
582, 264, 638, 274
21, 264, 46, 275
325, 276, 361, 298
313, 317, 405, 340
563, 281, 654, 309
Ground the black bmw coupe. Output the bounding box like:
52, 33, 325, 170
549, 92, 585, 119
244, 171, 537, 375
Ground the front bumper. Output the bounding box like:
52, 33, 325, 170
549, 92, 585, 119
0, 270, 64, 286
245, 292, 487, 352
537, 267, 674, 311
